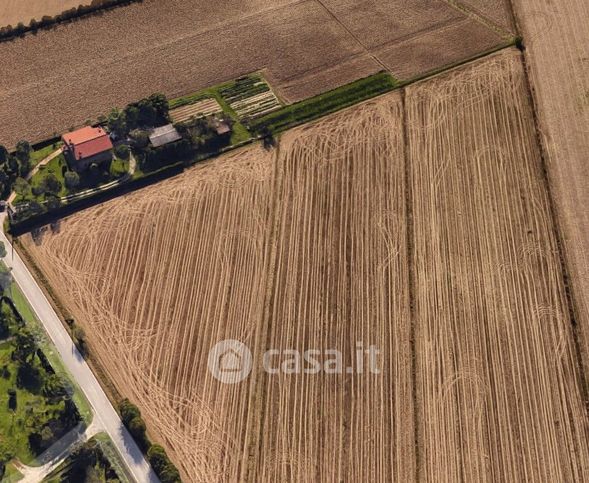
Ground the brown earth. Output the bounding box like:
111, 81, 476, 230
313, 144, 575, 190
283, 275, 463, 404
0, 0, 506, 147
20, 48, 589, 482
0, 0, 84, 27
457, 0, 515, 33
511, 0, 589, 389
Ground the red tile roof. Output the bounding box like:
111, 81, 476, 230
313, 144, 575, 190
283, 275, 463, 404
62, 126, 113, 160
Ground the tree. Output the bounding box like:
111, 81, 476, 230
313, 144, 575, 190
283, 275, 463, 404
72, 325, 87, 354
148, 93, 169, 121
13, 327, 36, 365
119, 398, 141, 425
15, 140, 31, 162
0, 242, 6, 259
147, 444, 181, 482
128, 416, 147, 446
0, 440, 14, 479
13, 177, 31, 197
64, 171, 80, 190
0, 311, 9, 338
45, 195, 62, 211
42, 374, 68, 400
129, 129, 150, 150
107, 108, 127, 138
40, 173, 61, 195
0, 145, 7, 165
114, 144, 130, 160
15, 140, 32, 176
7, 389, 16, 410
124, 105, 140, 131
60, 397, 79, 427
147, 444, 168, 473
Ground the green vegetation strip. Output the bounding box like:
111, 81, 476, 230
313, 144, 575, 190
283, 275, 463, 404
169, 81, 251, 145
4, 264, 93, 425
250, 71, 398, 134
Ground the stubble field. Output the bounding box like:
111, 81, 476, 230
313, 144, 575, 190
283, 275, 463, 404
0, 0, 506, 147
511, 0, 589, 383
20, 48, 589, 482
407, 50, 589, 481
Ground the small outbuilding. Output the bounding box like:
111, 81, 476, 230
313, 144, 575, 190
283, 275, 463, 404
214, 121, 231, 137
149, 124, 182, 148
62, 126, 113, 172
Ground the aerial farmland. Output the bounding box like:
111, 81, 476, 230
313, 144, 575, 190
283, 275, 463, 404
0, 0, 509, 147
17, 45, 589, 480
1, 0, 588, 482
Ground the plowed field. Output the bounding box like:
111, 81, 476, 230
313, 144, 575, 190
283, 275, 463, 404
0, 0, 506, 147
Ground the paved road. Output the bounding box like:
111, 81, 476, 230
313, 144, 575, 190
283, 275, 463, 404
0, 216, 158, 483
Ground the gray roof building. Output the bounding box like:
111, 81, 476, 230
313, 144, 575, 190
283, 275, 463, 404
149, 124, 182, 148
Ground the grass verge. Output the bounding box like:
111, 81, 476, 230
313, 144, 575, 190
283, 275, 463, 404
250, 71, 399, 134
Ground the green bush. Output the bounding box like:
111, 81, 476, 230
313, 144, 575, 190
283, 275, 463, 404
147, 444, 181, 482
119, 399, 181, 480
119, 398, 141, 425
114, 144, 130, 160
64, 171, 80, 190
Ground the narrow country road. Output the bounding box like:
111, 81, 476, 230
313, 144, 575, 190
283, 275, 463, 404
0, 215, 159, 483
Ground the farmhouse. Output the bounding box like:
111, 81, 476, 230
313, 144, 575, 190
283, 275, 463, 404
149, 124, 182, 148
62, 126, 113, 172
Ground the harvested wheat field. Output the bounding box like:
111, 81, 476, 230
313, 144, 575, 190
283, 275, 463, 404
407, 49, 589, 481
19, 49, 589, 482
511, 0, 589, 378
0, 0, 506, 147
0, 0, 83, 27
250, 93, 414, 482
24, 147, 279, 481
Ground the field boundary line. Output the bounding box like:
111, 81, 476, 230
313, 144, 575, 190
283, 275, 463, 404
401, 88, 420, 482
440, 0, 513, 40
312, 0, 388, 71
507, 0, 589, 406
242, 143, 284, 482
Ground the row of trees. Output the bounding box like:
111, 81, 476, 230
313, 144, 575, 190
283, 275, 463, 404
0, 0, 143, 41
119, 399, 181, 482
